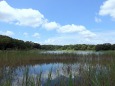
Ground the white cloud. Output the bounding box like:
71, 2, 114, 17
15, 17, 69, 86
95, 30, 115, 44
43, 21, 60, 30
95, 17, 102, 23
0, 30, 14, 36
58, 24, 85, 33
0, 1, 97, 44
58, 24, 96, 38
0, 1, 45, 27
44, 33, 97, 45
32, 33, 40, 38
79, 30, 96, 38
99, 0, 115, 19
44, 30, 115, 45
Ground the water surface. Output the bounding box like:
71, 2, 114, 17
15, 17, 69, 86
0, 50, 114, 86
42, 50, 102, 55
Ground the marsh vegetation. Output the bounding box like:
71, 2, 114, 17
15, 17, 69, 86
0, 50, 115, 86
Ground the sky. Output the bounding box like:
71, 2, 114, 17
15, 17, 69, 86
0, 0, 115, 45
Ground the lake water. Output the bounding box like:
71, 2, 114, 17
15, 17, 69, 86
1, 62, 107, 86
42, 50, 102, 55
0, 51, 113, 86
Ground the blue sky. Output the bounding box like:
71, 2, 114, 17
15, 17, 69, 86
0, 0, 115, 45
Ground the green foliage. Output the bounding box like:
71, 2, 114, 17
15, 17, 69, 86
1, 35, 115, 51
95, 43, 115, 51
41, 44, 96, 50
0, 35, 41, 50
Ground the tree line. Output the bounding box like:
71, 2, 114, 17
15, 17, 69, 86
0, 35, 115, 51
41, 43, 115, 51
41, 44, 95, 50
95, 43, 115, 51
0, 35, 41, 50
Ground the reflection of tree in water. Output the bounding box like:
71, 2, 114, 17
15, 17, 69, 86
42, 63, 85, 86
62, 64, 72, 76
60, 63, 84, 77
0, 63, 107, 86
0, 66, 34, 86
0, 66, 17, 85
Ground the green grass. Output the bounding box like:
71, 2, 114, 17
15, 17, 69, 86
17, 61, 115, 86
0, 50, 115, 86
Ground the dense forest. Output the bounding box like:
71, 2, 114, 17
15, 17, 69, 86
41, 43, 115, 51
41, 44, 95, 50
0, 35, 115, 51
0, 35, 41, 50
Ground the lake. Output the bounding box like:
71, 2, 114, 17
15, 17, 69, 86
0, 50, 115, 86
42, 50, 102, 54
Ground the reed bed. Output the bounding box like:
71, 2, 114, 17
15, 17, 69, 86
0, 50, 115, 86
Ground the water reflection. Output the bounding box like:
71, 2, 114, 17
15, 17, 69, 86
0, 62, 108, 86
42, 50, 102, 55
0, 50, 115, 85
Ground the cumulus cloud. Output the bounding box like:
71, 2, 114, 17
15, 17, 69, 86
44, 35, 96, 45
32, 33, 40, 38
0, 1, 45, 27
0, 1, 96, 41
0, 30, 14, 36
99, 0, 115, 19
42, 21, 60, 30
58, 24, 85, 33
44, 30, 115, 45
58, 24, 96, 38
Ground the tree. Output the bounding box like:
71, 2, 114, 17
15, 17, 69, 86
0, 35, 41, 50
95, 43, 111, 51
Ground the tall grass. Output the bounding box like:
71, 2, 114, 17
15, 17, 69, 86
1, 64, 115, 86
19, 61, 115, 86
0, 50, 115, 86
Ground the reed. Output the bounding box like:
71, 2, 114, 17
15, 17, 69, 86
0, 50, 115, 86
